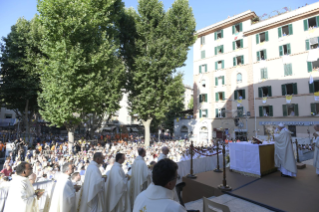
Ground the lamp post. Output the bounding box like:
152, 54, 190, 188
187, 141, 197, 179
214, 139, 222, 172
218, 140, 232, 191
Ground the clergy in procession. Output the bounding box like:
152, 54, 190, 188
79, 152, 106, 212
313, 125, 319, 175
130, 148, 151, 208
4, 162, 44, 212
105, 153, 131, 212
274, 123, 297, 177
157, 146, 169, 162
133, 158, 186, 212
49, 162, 79, 212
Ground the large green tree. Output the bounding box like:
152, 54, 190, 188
37, 0, 125, 143
0, 17, 42, 141
120, 0, 196, 146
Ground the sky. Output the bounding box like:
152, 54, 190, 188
0, 0, 317, 86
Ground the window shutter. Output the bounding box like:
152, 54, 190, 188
216, 109, 219, 118
293, 83, 298, 95
288, 24, 293, 35
240, 39, 243, 48
199, 95, 202, 103
241, 55, 244, 65
281, 84, 286, 96
242, 89, 246, 99
287, 44, 291, 55
215, 93, 219, 101
222, 60, 224, 69
221, 29, 224, 38
215, 62, 218, 70
264, 68, 268, 79
239, 22, 243, 32
265, 31, 269, 41
199, 65, 202, 73
304, 19, 308, 31
284, 64, 288, 76
238, 107, 243, 117
221, 45, 224, 53
258, 87, 262, 98
289, 64, 292, 75
222, 76, 225, 85
260, 69, 264, 79
222, 108, 225, 117
233, 57, 236, 66
257, 51, 260, 61
205, 64, 207, 72
215, 47, 217, 55
294, 104, 299, 116
264, 50, 267, 60
269, 106, 273, 116
311, 103, 316, 114
222, 92, 225, 100
278, 27, 282, 38
214, 32, 217, 40
259, 106, 263, 117
306, 39, 310, 50
215, 77, 218, 86
256, 34, 259, 44
201, 50, 205, 59
205, 94, 208, 102
307, 61, 312, 72
206, 109, 208, 118
283, 105, 287, 116
234, 90, 238, 100
203, 36, 205, 45
233, 41, 235, 50
317, 16, 319, 27
232, 25, 235, 34
309, 82, 314, 93
279, 46, 283, 56
268, 86, 272, 97
200, 110, 202, 118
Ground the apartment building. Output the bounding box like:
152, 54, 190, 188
184, 85, 194, 110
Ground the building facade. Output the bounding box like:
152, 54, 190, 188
184, 85, 194, 110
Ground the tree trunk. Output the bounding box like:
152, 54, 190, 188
142, 118, 152, 147
24, 100, 29, 144
68, 128, 75, 155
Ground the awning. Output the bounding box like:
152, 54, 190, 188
102, 126, 116, 131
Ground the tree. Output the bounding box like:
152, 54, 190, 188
37, 0, 125, 143
188, 96, 194, 109
0, 17, 42, 142
121, 0, 196, 146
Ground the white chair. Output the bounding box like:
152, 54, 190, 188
202, 197, 230, 212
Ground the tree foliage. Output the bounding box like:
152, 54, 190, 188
188, 96, 194, 109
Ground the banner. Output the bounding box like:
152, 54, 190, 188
315, 91, 319, 101
286, 95, 292, 103
262, 97, 267, 104
176, 118, 179, 122
237, 99, 242, 107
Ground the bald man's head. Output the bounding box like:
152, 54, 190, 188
162, 146, 169, 155
29, 173, 37, 185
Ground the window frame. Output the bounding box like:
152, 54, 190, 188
200, 36, 205, 45
283, 104, 299, 117
216, 108, 226, 118
258, 86, 272, 98
259, 105, 273, 117
236, 73, 242, 83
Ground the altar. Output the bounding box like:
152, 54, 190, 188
229, 141, 277, 177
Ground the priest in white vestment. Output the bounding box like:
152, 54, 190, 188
313, 125, 319, 175
79, 152, 106, 212
130, 148, 151, 208
49, 162, 79, 212
4, 162, 44, 212
274, 123, 297, 177
105, 153, 131, 212
157, 146, 169, 162
133, 158, 186, 212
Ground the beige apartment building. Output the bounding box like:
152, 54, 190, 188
176, 2, 319, 142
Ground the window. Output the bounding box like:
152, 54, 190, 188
214, 30, 223, 40
258, 86, 272, 97
215, 76, 225, 86
232, 23, 243, 34
305, 37, 319, 50
199, 94, 208, 103
215, 60, 224, 70
237, 107, 244, 117
199, 64, 207, 73
256, 32, 269, 44
233, 55, 244, 66
234, 89, 245, 100
278, 24, 293, 37
5, 114, 12, 119
200, 109, 208, 118
303, 16, 319, 31
284, 64, 293, 76
215, 45, 224, 55
311, 103, 319, 116
215, 92, 225, 102
200, 36, 205, 45
237, 73, 242, 83
257, 50, 267, 61
283, 104, 299, 117
307, 60, 319, 73
260, 68, 268, 79
309, 80, 319, 93
215, 108, 226, 118
201, 50, 205, 59
233, 39, 243, 50
282, 83, 297, 95
288, 126, 296, 137
201, 79, 206, 87
259, 106, 273, 117
279, 44, 291, 56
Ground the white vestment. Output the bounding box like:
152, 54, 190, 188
4, 175, 39, 212
133, 183, 186, 212
130, 156, 151, 208
157, 153, 167, 162
105, 162, 131, 212
274, 130, 297, 176
313, 136, 319, 174
49, 173, 76, 212
79, 161, 105, 212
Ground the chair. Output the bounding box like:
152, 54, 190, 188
175, 182, 200, 212
203, 197, 230, 212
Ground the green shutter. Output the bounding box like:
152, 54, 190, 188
308, 61, 313, 73
233, 57, 236, 66
256, 34, 259, 44
287, 44, 291, 55
293, 83, 298, 95
281, 84, 286, 96
279, 46, 283, 56
215, 47, 217, 55
205, 64, 207, 72
311, 103, 316, 115
233, 41, 235, 50
284, 64, 288, 76
201, 50, 205, 59
289, 64, 292, 75
309, 82, 315, 93
283, 105, 287, 116
232, 25, 235, 34
221, 45, 224, 53
240, 39, 243, 48
264, 68, 268, 79
268, 86, 272, 97
214, 32, 217, 40
215, 62, 218, 70
216, 109, 219, 118
222, 76, 225, 85
259, 106, 263, 117
215, 93, 219, 101
199, 65, 202, 73
317, 16, 319, 27
206, 109, 208, 118
265, 31, 269, 41
241, 55, 244, 65
238, 107, 243, 117
200, 110, 202, 118
269, 106, 273, 117
199, 95, 202, 103
261, 69, 264, 79
222, 60, 224, 69
215, 77, 218, 86
205, 94, 208, 102
221, 29, 224, 38
288, 24, 293, 35
234, 90, 238, 100
242, 89, 246, 99
264, 50, 267, 60
306, 39, 310, 50
304, 19, 308, 31
258, 87, 262, 98
257, 51, 260, 61
294, 104, 299, 116
239, 23, 243, 32
278, 27, 282, 38
222, 92, 225, 100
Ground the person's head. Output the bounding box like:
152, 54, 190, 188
6, 164, 11, 170
138, 148, 146, 157
93, 152, 104, 165
62, 162, 74, 176
162, 146, 169, 155
149, 161, 156, 170
28, 173, 37, 184
278, 123, 285, 130
152, 158, 178, 190
314, 125, 319, 132
71, 172, 81, 182
115, 153, 125, 164
16, 162, 33, 177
